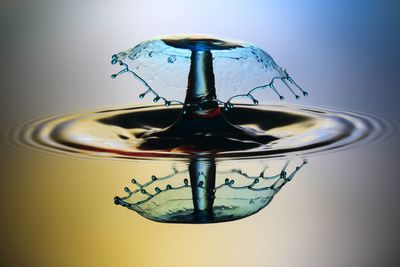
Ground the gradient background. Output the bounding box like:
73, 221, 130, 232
1, 1, 399, 266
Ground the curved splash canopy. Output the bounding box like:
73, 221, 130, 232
111, 34, 307, 109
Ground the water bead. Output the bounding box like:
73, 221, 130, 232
113, 196, 121, 205
167, 55, 176, 63
183, 178, 189, 187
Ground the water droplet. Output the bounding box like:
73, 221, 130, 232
225, 178, 230, 185
295, 95, 300, 100
303, 91, 309, 97
124, 187, 130, 192
279, 96, 285, 101
131, 179, 137, 184
111, 74, 117, 79
155, 187, 161, 193
166, 184, 172, 190
167, 55, 176, 63
151, 175, 157, 181
141, 189, 147, 194
184, 178, 189, 187
165, 101, 171, 106
114, 196, 121, 205
139, 93, 145, 99
253, 99, 259, 105
198, 181, 204, 187
153, 97, 160, 103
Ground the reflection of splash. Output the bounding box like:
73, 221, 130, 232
114, 158, 307, 223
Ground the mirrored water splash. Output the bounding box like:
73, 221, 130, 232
9, 34, 392, 224
114, 158, 307, 223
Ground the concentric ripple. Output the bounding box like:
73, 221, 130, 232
9, 104, 394, 160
